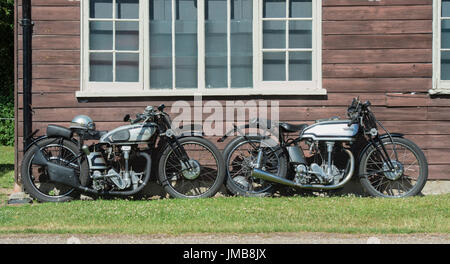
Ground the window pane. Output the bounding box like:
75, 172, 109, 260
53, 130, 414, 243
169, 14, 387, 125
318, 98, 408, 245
116, 0, 140, 19
442, 51, 450, 80
90, 21, 113, 50
175, 0, 198, 88
442, 20, 450, 49
289, 21, 312, 49
263, 21, 286, 49
90, 0, 113, 18
290, 0, 311, 18
231, 0, 253, 88
205, 0, 228, 88
116, 22, 139, 51
289, 52, 311, 81
116, 53, 139, 82
90, 53, 113, 81
263, 0, 286, 18
150, 0, 172, 89
443, 0, 450, 17
263, 52, 285, 81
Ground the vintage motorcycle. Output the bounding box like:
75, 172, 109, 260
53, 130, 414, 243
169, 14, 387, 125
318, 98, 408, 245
219, 98, 428, 198
21, 104, 225, 202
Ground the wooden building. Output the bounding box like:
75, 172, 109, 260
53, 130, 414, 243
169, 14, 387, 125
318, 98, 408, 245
14, 0, 450, 185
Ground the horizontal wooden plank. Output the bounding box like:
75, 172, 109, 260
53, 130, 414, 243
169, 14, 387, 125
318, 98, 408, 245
18, 6, 80, 21
18, 0, 80, 5
323, 64, 432, 78
425, 149, 450, 165
18, 50, 80, 65
18, 35, 80, 50
407, 135, 450, 149
386, 93, 430, 107
18, 21, 80, 36
324, 78, 431, 93
323, 0, 432, 6
16, 106, 428, 124
386, 94, 450, 107
323, 20, 431, 35
428, 165, 450, 180
17, 92, 387, 109
18, 65, 80, 79
17, 79, 80, 93
323, 34, 432, 50
427, 107, 450, 121
323, 6, 432, 21
323, 49, 432, 64
381, 121, 450, 135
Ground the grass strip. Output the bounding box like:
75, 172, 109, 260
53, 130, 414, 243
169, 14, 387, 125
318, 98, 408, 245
0, 195, 449, 235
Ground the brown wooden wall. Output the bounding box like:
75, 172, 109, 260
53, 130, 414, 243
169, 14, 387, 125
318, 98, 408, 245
15, 0, 450, 180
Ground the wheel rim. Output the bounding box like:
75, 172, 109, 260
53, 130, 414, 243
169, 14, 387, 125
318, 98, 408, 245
27, 143, 78, 199
363, 141, 422, 197
227, 140, 280, 194
162, 141, 220, 198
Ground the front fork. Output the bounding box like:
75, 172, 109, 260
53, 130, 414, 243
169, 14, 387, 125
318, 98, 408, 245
166, 136, 193, 170
371, 135, 397, 171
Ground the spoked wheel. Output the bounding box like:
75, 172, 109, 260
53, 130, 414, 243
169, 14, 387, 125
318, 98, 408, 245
21, 138, 88, 202
224, 136, 287, 197
359, 137, 428, 198
158, 137, 225, 198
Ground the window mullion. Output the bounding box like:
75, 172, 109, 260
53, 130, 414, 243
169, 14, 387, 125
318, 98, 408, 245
112, 0, 116, 82
227, 0, 231, 89
285, 1, 289, 81
198, 0, 206, 92
142, 0, 148, 90
171, 0, 176, 90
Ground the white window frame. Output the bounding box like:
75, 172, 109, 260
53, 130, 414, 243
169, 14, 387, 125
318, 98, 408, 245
432, 0, 450, 94
80, 0, 145, 92
78, 0, 325, 97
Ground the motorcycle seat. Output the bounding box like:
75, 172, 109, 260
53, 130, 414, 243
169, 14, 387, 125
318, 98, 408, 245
279, 122, 308, 133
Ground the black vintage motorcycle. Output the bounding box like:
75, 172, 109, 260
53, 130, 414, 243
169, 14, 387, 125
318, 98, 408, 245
219, 98, 428, 198
21, 104, 225, 202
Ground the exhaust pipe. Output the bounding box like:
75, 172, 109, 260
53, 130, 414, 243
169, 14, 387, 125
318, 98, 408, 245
251, 149, 355, 190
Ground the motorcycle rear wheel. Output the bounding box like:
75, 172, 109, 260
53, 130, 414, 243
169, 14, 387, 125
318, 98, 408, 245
223, 136, 287, 197
20, 138, 88, 202
359, 137, 428, 198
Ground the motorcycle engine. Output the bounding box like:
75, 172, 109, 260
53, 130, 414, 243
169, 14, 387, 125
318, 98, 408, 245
294, 163, 344, 185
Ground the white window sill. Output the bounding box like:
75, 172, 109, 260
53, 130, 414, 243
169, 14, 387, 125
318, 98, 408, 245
76, 88, 327, 98
429, 88, 450, 95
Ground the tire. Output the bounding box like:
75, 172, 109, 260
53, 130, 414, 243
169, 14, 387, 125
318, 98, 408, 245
359, 137, 428, 198
20, 138, 89, 203
158, 137, 226, 198
223, 136, 288, 197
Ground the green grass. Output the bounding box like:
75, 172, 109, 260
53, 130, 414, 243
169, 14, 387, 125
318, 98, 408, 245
0, 145, 448, 235
0, 145, 14, 189
0, 195, 449, 235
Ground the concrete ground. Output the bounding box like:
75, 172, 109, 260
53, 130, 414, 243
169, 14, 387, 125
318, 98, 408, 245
0, 233, 448, 244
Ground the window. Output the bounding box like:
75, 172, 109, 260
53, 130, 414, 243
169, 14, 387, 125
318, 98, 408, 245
433, 0, 450, 94
79, 0, 324, 97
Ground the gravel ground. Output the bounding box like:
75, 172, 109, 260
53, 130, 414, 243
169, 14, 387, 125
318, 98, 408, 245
0, 233, 448, 244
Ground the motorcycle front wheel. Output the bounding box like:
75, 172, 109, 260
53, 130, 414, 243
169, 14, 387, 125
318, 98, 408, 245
359, 137, 428, 198
157, 137, 226, 198
20, 138, 89, 202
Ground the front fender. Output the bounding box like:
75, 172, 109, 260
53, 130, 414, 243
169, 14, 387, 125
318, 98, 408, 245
175, 124, 205, 138
358, 133, 404, 163
176, 131, 205, 138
